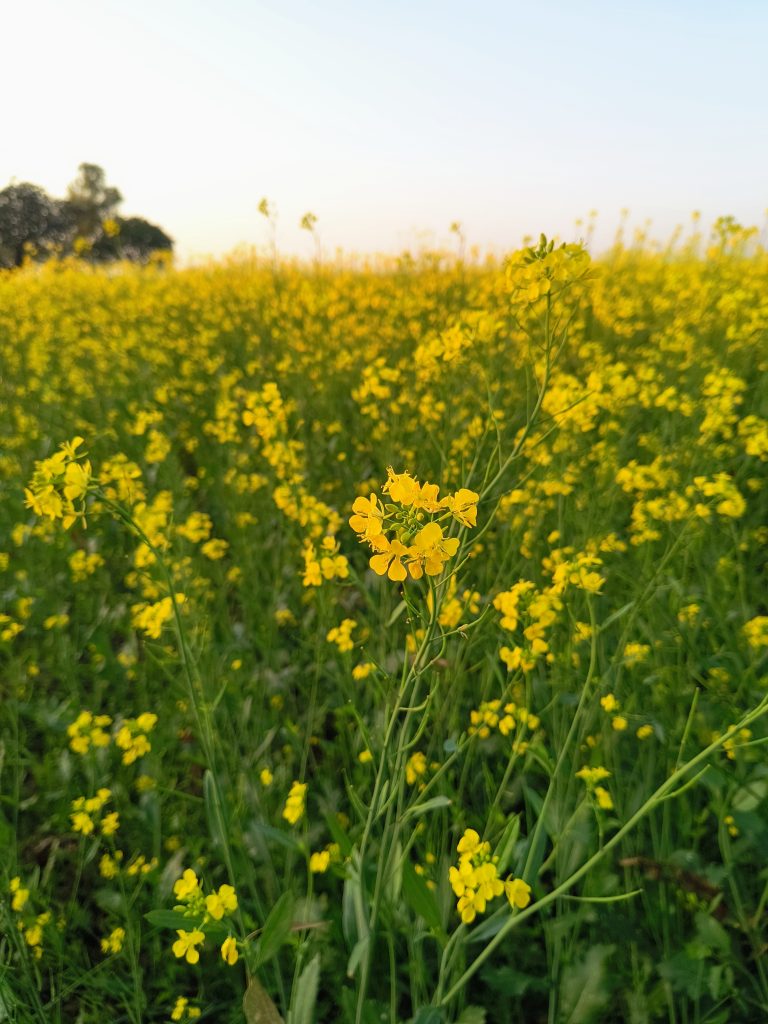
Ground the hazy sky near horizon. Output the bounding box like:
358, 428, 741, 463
5, 0, 768, 260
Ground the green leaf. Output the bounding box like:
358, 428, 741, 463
494, 814, 520, 875
291, 953, 320, 1024
732, 776, 768, 813
255, 892, 295, 968
324, 810, 353, 857
410, 1008, 444, 1024
559, 944, 615, 1024
386, 600, 407, 627
204, 769, 230, 852
404, 795, 452, 820
243, 977, 284, 1024
402, 860, 443, 935
144, 909, 201, 931
249, 821, 303, 853
346, 935, 370, 979
468, 910, 507, 944
457, 1009, 486, 1024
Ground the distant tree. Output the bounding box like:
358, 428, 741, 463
90, 216, 173, 264
1, 165, 173, 269
0, 183, 71, 268
65, 163, 122, 239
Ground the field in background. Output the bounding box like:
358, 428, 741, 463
1, 224, 768, 1024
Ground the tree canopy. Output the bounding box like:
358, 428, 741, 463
0, 163, 173, 269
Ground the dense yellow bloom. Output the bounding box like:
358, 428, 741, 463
221, 936, 239, 965
282, 781, 307, 824
408, 522, 460, 579
309, 849, 331, 873
743, 616, 768, 649
131, 595, 184, 639
449, 828, 523, 924
575, 766, 611, 785
67, 710, 112, 754
382, 468, 420, 506
174, 869, 202, 901
405, 751, 427, 785
505, 878, 532, 910
10, 877, 30, 913
25, 437, 93, 529
71, 789, 112, 835
326, 618, 357, 652
172, 929, 205, 964
171, 997, 202, 1021
439, 488, 479, 528
594, 786, 614, 810
351, 469, 474, 585
349, 493, 385, 540
205, 884, 238, 920
100, 927, 126, 954
369, 534, 409, 581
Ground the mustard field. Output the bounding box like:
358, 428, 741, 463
2, 224, 768, 1024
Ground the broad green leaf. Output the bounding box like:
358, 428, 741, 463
732, 776, 768, 813
457, 1009, 486, 1024
243, 977, 284, 1024
402, 860, 443, 934
249, 821, 303, 853
559, 944, 615, 1024
346, 935, 370, 979
145, 909, 201, 930
255, 891, 295, 968
291, 953, 320, 1024
405, 795, 452, 820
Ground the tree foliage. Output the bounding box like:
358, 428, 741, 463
0, 163, 173, 269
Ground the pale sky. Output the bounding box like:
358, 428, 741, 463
5, 0, 768, 260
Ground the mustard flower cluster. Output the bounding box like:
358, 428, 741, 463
575, 766, 614, 811
743, 616, 768, 650
405, 751, 428, 786
70, 788, 119, 836
171, 997, 202, 1021
171, 868, 239, 966
449, 829, 531, 925
326, 618, 357, 653
282, 781, 308, 825
99, 850, 159, 879
505, 235, 592, 305
116, 713, 158, 764
308, 843, 341, 874
494, 582, 562, 673
67, 710, 113, 754
468, 700, 540, 740
599, 694, 628, 732
100, 927, 126, 955
8, 878, 51, 959
349, 468, 478, 583
302, 536, 349, 587
24, 437, 93, 529
131, 594, 185, 639
67, 710, 158, 764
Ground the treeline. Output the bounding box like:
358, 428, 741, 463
0, 163, 173, 269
